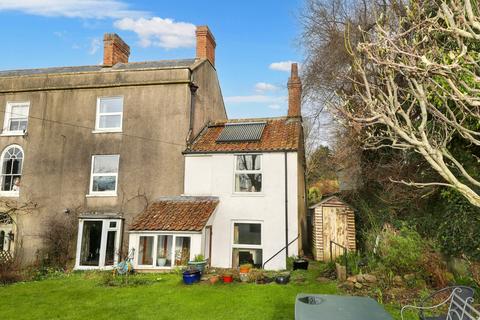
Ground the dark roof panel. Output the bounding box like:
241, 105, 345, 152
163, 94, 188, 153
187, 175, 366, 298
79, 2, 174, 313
216, 122, 266, 142
0, 59, 197, 77
186, 117, 302, 153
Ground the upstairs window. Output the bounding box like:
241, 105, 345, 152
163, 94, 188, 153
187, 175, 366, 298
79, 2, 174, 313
3, 102, 29, 135
95, 97, 123, 132
89, 155, 119, 196
234, 154, 262, 193
0, 145, 23, 196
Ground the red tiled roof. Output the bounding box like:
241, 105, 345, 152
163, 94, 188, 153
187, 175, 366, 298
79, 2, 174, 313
185, 117, 302, 153
129, 197, 219, 232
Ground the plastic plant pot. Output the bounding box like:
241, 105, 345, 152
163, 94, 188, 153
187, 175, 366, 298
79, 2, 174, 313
183, 270, 201, 285
239, 272, 249, 282
275, 274, 290, 285
188, 261, 207, 274
222, 274, 233, 283
293, 259, 309, 270
239, 266, 250, 274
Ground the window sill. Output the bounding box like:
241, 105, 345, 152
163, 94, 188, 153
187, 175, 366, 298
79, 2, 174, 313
86, 193, 117, 198
231, 192, 265, 197
0, 191, 19, 198
92, 129, 122, 134
0, 132, 26, 137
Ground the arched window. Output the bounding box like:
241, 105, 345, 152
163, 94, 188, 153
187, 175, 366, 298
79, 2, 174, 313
0, 145, 23, 193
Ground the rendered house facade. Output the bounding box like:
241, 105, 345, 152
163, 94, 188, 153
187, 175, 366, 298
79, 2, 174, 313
128, 65, 307, 271
0, 26, 226, 268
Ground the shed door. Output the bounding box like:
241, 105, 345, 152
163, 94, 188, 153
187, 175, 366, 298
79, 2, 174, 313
322, 206, 348, 261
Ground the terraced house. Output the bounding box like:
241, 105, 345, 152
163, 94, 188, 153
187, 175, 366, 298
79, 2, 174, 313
128, 64, 307, 271
0, 26, 226, 268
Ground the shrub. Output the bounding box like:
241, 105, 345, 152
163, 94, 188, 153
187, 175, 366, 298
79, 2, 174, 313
0, 253, 24, 284
436, 191, 480, 260
39, 213, 77, 269
375, 226, 423, 274
100, 272, 152, 287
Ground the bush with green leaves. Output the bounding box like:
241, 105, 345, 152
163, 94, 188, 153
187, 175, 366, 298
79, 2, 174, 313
375, 226, 424, 274
437, 191, 480, 260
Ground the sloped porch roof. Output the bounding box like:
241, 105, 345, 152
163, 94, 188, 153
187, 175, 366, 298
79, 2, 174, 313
129, 196, 219, 232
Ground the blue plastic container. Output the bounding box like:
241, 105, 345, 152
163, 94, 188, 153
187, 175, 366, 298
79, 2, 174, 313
183, 270, 201, 285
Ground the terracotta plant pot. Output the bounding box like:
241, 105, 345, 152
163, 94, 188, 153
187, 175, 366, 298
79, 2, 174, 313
209, 275, 219, 284
239, 266, 250, 274
222, 274, 233, 283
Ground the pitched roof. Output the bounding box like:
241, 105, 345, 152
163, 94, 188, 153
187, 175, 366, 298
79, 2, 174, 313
0, 59, 198, 78
185, 117, 302, 153
129, 196, 219, 232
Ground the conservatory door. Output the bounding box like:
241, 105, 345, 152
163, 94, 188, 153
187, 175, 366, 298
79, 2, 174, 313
76, 218, 122, 269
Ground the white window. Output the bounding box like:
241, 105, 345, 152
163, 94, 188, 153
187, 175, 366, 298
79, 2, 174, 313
135, 234, 190, 268
232, 222, 262, 268
234, 154, 262, 192
3, 102, 29, 135
89, 155, 119, 196
0, 145, 23, 197
95, 97, 123, 132
75, 218, 122, 269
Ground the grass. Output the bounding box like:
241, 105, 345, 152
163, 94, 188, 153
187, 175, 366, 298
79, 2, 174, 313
0, 270, 416, 319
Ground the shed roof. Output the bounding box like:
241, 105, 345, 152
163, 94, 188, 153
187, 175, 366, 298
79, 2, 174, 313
129, 196, 219, 232
309, 195, 353, 209
0, 59, 198, 78
185, 117, 302, 154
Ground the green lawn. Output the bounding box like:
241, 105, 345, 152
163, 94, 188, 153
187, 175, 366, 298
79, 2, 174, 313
0, 272, 414, 319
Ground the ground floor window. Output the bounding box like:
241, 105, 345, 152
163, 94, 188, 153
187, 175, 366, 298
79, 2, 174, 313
76, 218, 122, 269
232, 222, 262, 268
134, 234, 192, 268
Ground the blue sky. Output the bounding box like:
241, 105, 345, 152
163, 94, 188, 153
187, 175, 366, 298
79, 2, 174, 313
0, 0, 304, 119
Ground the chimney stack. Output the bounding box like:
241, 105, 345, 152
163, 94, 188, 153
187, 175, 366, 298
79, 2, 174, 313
288, 63, 302, 117
196, 26, 216, 66
103, 33, 130, 67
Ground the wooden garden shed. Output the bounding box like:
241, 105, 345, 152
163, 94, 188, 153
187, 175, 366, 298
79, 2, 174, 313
310, 196, 356, 261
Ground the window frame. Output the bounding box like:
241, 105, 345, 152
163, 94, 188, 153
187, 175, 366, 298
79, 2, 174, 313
233, 154, 263, 194
88, 154, 120, 197
94, 96, 124, 133
0, 144, 24, 198
2, 101, 30, 136
75, 218, 122, 270
231, 221, 263, 250
231, 220, 263, 268
132, 233, 193, 269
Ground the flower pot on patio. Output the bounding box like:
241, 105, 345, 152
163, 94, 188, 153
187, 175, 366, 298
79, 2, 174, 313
183, 270, 201, 285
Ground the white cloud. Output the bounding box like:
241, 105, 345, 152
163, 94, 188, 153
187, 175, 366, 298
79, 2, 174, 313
254, 82, 277, 93
0, 0, 147, 19
114, 17, 196, 49
225, 95, 287, 104
268, 104, 282, 110
88, 37, 101, 55
269, 61, 299, 72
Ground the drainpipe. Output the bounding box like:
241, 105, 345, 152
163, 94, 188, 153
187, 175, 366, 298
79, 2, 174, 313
186, 71, 199, 145
285, 151, 289, 258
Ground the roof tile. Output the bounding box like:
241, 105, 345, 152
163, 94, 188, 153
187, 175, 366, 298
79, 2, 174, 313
186, 117, 302, 153
130, 196, 219, 232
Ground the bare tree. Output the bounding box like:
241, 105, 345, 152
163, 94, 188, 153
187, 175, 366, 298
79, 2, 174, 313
341, 0, 480, 206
